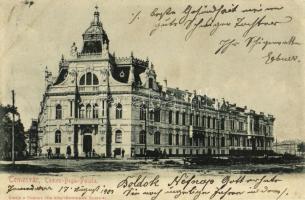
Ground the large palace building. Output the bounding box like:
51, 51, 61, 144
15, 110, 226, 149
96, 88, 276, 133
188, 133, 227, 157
37, 8, 275, 158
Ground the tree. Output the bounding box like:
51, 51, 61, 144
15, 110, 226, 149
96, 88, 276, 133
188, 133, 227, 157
297, 142, 305, 155
0, 104, 26, 160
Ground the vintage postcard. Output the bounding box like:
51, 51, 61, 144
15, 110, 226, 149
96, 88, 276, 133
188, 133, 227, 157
0, 0, 304, 199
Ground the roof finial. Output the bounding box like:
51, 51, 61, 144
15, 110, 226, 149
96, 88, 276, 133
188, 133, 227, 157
93, 5, 100, 24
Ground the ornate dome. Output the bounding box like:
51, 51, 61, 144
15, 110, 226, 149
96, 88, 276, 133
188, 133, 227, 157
81, 6, 109, 54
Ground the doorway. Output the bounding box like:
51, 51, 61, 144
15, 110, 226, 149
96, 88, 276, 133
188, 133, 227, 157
83, 134, 92, 154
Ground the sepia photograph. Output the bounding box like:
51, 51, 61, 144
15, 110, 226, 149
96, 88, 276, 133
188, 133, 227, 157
0, 0, 304, 199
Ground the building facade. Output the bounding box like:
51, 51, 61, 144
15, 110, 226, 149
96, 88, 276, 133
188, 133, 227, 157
37, 8, 275, 158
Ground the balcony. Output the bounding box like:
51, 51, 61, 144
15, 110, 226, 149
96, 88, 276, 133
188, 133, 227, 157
72, 118, 104, 125
79, 86, 100, 92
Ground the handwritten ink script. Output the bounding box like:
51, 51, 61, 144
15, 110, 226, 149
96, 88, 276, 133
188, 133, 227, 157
129, 3, 302, 64
6, 174, 291, 200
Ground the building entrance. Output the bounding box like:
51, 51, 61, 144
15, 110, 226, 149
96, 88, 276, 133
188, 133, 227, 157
83, 134, 92, 154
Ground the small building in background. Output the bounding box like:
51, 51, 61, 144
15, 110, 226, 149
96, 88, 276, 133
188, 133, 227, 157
25, 119, 39, 156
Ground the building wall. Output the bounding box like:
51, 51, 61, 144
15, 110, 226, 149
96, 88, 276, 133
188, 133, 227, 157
37, 9, 275, 158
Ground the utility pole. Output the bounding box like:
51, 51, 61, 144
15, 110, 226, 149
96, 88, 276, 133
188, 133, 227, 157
216, 103, 220, 158
12, 90, 15, 165
144, 104, 147, 161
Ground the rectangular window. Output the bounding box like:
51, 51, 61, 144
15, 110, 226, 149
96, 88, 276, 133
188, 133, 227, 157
239, 122, 243, 131
154, 132, 160, 144
242, 137, 246, 146
102, 100, 105, 116
140, 106, 146, 120
231, 120, 235, 130
176, 111, 179, 125
176, 134, 179, 145
115, 131, 122, 143
190, 114, 193, 125
202, 116, 206, 128
220, 118, 224, 130
139, 131, 145, 144
182, 113, 186, 125
212, 118, 216, 129
168, 134, 172, 145
196, 115, 199, 127
221, 137, 225, 147
182, 135, 186, 146
149, 78, 153, 89
169, 111, 172, 124
237, 137, 241, 146
149, 110, 154, 120
154, 109, 160, 122
193, 137, 197, 146
70, 101, 72, 117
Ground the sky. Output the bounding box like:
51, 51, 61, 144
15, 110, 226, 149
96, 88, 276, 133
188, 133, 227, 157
0, 0, 304, 141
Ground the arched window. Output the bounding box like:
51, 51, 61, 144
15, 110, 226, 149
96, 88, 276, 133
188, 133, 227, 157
86, 104, 92, 118
86, 72, 92, 85
149, 109, 154, 120
79, 72, 99, 85
55, 104, 62, 119
140, 104, 146, 120
79, 104, 85, 118
154, 131, 160, 144
55, 130, 61, 143
93, 104, 98, 118
139, 130, 145, 144
168, 133, 172, 145
80, 75, 85, 85
115, 130, 122, 143
149, 78, 153, 88
93, 74, 99, 85
116, 103, 122, 119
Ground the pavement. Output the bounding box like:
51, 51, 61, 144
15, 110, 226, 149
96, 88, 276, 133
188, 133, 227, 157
0, 158, 304, 174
